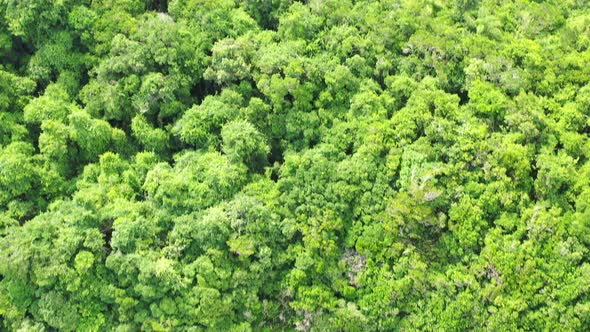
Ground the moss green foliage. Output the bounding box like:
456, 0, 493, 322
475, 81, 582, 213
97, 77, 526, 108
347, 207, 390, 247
2, 0, 590, 330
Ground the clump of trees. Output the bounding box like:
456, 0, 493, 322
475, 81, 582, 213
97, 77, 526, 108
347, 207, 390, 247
2, 0, 590, 330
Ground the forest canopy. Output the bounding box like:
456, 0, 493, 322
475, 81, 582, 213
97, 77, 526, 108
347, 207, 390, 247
2, 0, 590, 330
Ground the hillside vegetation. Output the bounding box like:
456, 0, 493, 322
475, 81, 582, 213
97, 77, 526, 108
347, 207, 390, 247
2, 0, 590, 330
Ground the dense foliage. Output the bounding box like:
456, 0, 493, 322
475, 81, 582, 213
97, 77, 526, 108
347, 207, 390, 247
2, 0, 590, 330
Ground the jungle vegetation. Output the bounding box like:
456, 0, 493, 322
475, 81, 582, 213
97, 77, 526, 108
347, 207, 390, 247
2, 0, 590, 330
